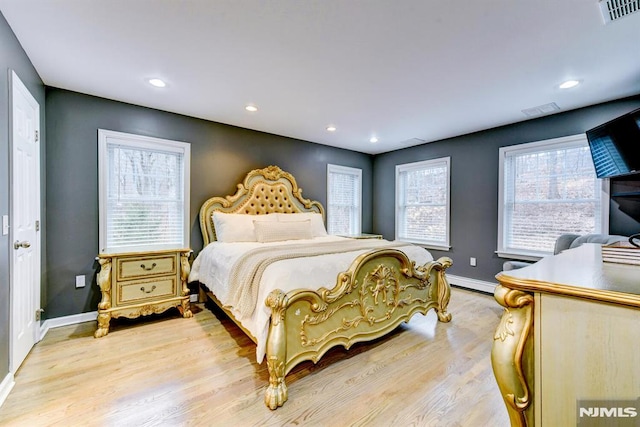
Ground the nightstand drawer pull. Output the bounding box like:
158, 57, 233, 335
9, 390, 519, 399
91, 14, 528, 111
140, 285, 157, 294
140, 263, 157, 271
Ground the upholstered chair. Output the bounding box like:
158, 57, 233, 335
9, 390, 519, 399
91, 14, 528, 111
502, 233, 628, 271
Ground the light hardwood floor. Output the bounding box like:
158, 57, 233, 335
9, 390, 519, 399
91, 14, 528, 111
0, 287, 509, 427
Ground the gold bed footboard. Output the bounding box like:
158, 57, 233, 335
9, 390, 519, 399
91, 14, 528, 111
264, 249, 453, 409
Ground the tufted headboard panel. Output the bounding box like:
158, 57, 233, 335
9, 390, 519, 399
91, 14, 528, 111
199, 165, 325, 246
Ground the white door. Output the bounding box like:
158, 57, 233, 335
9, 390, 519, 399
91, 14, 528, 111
10, 70, 41, 373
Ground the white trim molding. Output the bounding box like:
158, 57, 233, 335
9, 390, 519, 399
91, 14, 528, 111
0, 373, 15, 409
497, 134, 609, 259
98, 129, 191, 254
39, 311, 97, 341
447, 274, 496, 295
326, 163, 363, 235
395, 157, 451, 248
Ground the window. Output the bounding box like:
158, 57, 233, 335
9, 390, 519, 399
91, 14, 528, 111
98, 129, 190, 253
326, 164, 362, 235
498, 134, 608, 259
396, 157, 450, 249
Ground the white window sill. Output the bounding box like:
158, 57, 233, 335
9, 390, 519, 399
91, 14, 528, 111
398, 239, 451, 251
496, 250, 549, 262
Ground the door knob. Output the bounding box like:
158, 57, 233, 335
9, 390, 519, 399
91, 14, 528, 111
13, 240, 31, 249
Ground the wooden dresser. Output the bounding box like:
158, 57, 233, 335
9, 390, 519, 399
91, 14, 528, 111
491, 243, 640, 426
94, 248, 193, 337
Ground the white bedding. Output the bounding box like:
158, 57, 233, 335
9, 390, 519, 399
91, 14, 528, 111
189, 235, 434, 363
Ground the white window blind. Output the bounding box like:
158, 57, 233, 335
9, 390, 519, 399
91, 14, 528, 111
98, 130, 190, 253
396, 158, 450, 248
327, 164, 362, 235
498, 134, 607, 258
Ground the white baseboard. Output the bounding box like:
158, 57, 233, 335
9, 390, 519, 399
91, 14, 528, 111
447, 274, 496, 294
32, 278, 491, 343
39, 311, 97, 342
31, 279, 489, 343
0, 372, 15, 409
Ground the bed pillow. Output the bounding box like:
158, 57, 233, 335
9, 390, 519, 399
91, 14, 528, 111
212, 212, 277, 242
276, 213, 328, 237
254, 219, 313, 243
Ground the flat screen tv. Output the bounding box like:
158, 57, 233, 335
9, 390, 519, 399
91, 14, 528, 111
586, 107, 640, 179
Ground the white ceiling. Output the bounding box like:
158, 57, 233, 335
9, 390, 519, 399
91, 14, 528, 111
1, 1, 640, 154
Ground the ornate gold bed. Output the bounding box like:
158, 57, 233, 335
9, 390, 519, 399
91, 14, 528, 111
190, 165, 453, 409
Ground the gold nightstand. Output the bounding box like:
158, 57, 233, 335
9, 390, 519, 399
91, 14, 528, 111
94, 248, 193, 338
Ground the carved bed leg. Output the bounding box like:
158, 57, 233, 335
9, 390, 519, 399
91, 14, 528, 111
265, 290, 289, 409
491, 284, 534, 427
434, 257, 453, 322
198, 283, 207, 303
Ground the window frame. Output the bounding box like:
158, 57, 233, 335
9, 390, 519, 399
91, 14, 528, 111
395, 157, 451, 250
497, 134, 610, 261
326, 164, 362, 235
98, 129, 191, 254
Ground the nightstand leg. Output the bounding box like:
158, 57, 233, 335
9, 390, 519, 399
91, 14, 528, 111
94, 311, 111, 338
180, 299, 193, 318
179, 250, 193, 318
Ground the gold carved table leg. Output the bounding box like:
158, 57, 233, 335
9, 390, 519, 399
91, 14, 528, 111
94, 257, 112, 338
179, 250, 194, 318
491, 284, 534, 427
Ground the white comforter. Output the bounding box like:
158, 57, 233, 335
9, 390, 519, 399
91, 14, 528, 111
189, 235, 433, 363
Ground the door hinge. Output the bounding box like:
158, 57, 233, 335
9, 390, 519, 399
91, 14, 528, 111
35, 220, 40, 231
35, 308, 44, 321
35, 130, 39, 142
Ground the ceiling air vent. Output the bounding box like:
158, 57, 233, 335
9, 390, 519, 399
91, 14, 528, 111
599, 0, 640, 24
399, 137, 427, 146
521, 102, 561, 118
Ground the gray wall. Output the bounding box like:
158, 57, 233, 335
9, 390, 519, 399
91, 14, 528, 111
0, 12, 46, 379
373, 96, 640, 283
45, 88, 373, 319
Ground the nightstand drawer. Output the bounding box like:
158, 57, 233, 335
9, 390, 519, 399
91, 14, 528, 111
116, 254, 176, 280
117, 277, 177, 305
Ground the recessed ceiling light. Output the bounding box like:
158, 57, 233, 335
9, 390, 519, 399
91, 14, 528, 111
326, 125, 336, 132
559, 80, 580, 89
245, 105, 258, 112
370, 136, 378, 143
148, 78, 166, 88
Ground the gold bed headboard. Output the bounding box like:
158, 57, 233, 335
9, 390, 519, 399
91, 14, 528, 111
199, 165, 325, 245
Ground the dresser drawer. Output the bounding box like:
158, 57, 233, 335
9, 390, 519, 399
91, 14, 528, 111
116, 254, 177, 280
116, 277, 177, 305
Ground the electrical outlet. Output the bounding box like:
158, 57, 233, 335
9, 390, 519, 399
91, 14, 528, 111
75, 275, 86, 288
470, 257, 477, 267
189, 294, 198, 303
